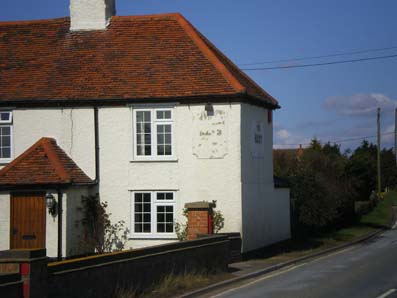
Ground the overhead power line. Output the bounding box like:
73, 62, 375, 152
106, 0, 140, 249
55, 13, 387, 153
241, 54, 397, 71
275, 132, 394, 147
239, 45, 397, 66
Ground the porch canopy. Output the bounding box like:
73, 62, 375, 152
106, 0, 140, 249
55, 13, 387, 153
0, 137, 92, 190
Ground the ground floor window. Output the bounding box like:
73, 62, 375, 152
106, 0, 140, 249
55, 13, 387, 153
131, 191, 176, 238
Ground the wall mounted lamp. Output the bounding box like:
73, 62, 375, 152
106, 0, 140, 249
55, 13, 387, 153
46, 193, 57, 217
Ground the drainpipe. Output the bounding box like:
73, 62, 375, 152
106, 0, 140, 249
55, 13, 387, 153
57, 190, 63, 261
93, 106, 100, 184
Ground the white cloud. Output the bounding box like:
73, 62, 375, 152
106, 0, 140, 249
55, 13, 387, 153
274, 128, 311, 149
324, 93, 396, 116
276, 129, 290, 140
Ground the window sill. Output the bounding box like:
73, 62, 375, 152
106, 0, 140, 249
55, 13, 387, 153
130, 158, 178, 163
129, 234, 177, 240
0, 158, 12, 165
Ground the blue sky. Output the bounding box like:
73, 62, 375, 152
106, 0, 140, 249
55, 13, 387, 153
2, 0, 397, 150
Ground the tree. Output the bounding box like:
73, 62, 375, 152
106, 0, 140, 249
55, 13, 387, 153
347, 140, 377, 200
274, 138, 356, 235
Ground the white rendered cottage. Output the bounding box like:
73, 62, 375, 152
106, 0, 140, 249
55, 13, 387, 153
0, 0, 290, 258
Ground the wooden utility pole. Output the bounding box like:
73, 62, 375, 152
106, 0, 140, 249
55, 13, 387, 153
395, 108, 397, 164
377, 108, 381, 194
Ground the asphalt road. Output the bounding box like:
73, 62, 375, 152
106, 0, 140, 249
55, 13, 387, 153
210, 228, 397, 298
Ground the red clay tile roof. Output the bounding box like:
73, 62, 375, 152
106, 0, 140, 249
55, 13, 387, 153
0, 13, 278, 108
0, 137, 92, 186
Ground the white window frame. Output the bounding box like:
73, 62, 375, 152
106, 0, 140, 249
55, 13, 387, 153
0, 111, 13, 164
132, 106, 176, 161
130, 191, 177, 239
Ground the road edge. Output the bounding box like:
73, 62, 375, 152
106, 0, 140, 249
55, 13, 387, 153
178, 228, 385, 298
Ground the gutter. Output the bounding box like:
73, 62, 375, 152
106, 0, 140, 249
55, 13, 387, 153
0, 93, 280, 109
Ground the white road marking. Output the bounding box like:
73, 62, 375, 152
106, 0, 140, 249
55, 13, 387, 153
210, 263, 307, 298
377, 289, 396, 298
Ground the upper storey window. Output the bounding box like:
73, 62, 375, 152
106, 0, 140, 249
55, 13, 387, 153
133, 107, 174, 161
0, 111, 12, 162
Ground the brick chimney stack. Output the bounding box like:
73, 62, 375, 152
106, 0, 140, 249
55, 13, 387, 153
70, 0, 116, 31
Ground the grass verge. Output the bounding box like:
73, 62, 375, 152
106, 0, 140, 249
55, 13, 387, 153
256, 191, 397, 263
114, 270, 232, 298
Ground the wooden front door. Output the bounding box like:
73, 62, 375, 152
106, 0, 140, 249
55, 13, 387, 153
10, 193, 46, 249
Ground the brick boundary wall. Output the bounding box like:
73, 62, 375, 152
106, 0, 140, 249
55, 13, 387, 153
185, 201, 215, 240
47, 235, 229, 298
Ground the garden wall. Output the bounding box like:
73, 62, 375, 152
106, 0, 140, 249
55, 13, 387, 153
47, 235, 229, 298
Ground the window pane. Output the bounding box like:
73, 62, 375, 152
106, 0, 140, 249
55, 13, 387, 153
1, 127, 10, 135
144, 134, 151, 144
166, 223, 173, 232
137, 134, 143, 145
156, 111, 164, 119
135, 224, 142, 233
164, 125, 171, 133
143, 214, 151, 222
143, 203, 150, 212
165, 134, 171, 144
157, 193, 165, 200
143, 193, 151, 201
135, 203, 142, 212
143, 112, 151, 122
135, 193, 142, 202
166, 206, 173, 212
164, 111, 171, 119
143, 224, 151, 232
165, 145, 172, 155
166, 213, 173, 222
3, 148, 10, 158
157, 206, 165, 212
136, 112, 143, 122
158, 213, 165, 222
157, 224, 165, 233
0, 113, 9, 121
145, 146, 151, 155
157, 146, 164, 155
137, 145, 144, 156
144, 123, 151, 133
135, 213, 142, 222
157, 134, 164, 144
165, 193, 173, 200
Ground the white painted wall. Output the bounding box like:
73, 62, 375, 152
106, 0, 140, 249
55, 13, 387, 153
240, 103, 291, 252
12, 107, 95, 178
0, 193, 10, 251
98, 103, 243, 249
